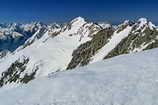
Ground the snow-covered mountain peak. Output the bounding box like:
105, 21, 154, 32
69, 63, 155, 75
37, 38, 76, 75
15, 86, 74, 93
120, 20, 135, 27
138, 18, 148, 24
117, 20, 130, 27
7, 23, 19, 31
148, 21, 156, 30
131, 18, 157, 32
71, 16, 85, 22
21, 22, 46, 32
123, 20, 130, 25
137, 18, 148, 29
138, 18, 156, 29
0, 22, 46, 52
70, 16, 86, 26
98, 22, 111, 29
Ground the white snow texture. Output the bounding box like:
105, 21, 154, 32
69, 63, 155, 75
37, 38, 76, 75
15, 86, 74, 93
0, 48, 158, 105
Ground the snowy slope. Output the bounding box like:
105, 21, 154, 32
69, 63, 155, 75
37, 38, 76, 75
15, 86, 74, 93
0, 17, 102, 82
0, 48, 158, 105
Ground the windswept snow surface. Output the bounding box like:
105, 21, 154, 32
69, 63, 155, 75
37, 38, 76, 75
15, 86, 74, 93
91, 26, 132, 63
0, 48, 158, 105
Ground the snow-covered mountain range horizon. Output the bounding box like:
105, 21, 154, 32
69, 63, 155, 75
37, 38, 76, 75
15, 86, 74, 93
0, 16, 158, 87
0, 16, 158, 105
0, 16, 156, 51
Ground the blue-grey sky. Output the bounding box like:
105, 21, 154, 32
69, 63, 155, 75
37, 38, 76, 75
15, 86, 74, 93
0, 0, 158, 24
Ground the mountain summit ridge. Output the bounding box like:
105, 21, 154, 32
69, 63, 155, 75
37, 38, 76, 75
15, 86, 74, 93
0, 17, 158, 87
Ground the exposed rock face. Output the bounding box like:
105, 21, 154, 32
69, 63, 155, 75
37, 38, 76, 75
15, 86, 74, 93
0, 57, 29, 87
67, 27, 114, 69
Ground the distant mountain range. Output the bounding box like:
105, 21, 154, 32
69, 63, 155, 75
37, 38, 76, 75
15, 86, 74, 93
0, 17, 158, 87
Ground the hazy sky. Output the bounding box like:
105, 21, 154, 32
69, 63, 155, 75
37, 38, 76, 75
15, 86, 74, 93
0, 0, 158, 23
